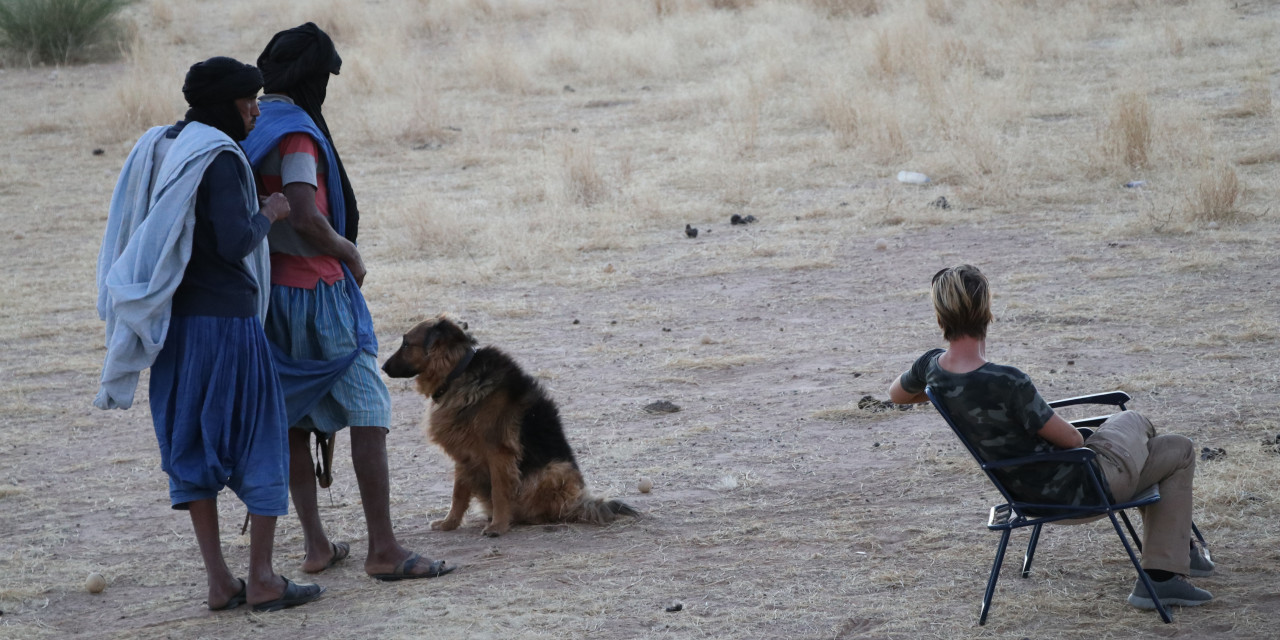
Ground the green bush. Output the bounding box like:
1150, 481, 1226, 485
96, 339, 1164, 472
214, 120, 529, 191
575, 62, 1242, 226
0, 0, 133, 65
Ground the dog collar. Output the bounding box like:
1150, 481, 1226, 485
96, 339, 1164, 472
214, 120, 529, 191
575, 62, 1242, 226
432, 347, 476, 401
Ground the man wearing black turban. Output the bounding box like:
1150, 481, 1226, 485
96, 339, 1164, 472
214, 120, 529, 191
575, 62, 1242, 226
242, 25, 454, 581
99, 56, 326, 612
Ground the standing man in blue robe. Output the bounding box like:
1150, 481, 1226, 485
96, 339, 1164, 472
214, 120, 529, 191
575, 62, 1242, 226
243, 24, 454, 581
97, 56, 325, 611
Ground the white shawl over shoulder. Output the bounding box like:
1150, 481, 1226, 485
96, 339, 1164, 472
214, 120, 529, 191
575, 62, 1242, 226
95, 122, 268, 410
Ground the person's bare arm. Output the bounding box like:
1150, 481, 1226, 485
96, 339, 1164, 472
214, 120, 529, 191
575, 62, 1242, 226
888, 376, 929, 405
1037, 413, 1085, 449
282, 182, 366, 286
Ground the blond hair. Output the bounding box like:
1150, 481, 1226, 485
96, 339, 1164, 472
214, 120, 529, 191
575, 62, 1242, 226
930, 264, 993, 341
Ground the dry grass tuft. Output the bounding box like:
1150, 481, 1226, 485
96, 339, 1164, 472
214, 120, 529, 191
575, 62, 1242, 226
807, 0, 879, 17
1102, 90, 1152, 170
93, 33, 186, 142
562, 143, 608, 207
1187, 163, 1241, 222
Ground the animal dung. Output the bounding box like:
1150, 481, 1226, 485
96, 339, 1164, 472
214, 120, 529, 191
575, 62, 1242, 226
643, 400, 681, 414
874, 238, 888, 251
666, 601, 683, 612
85, 573, 107, 594
685, 224, 698, 238
638, 477, 654, 493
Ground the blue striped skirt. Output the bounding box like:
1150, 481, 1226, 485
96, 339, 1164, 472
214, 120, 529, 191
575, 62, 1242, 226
264, 279, 391, 434
149, 315, 289, 516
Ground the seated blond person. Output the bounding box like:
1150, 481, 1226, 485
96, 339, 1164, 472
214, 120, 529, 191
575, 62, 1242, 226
887, 264, 1214, 610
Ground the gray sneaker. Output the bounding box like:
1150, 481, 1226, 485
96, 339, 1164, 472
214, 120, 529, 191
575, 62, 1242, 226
1189, 544, 1215, 577
1127, 575, 1214, 610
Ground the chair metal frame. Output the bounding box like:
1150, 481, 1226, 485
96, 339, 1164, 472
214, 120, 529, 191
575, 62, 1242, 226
924, 387, 1205, 625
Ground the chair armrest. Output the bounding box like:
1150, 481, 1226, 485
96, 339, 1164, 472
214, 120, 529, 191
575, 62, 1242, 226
1070, 415, 1113, 428
982, 447, 1096, 470
1048, 390, 1131, 409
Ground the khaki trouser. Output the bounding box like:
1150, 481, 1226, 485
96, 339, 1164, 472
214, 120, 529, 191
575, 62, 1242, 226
1085, 410, 1195, 574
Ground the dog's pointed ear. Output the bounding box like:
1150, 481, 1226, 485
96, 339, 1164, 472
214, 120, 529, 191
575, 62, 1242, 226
424, 327, 440, 353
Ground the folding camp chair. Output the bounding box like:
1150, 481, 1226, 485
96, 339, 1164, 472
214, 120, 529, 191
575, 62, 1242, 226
924, 387, 1206, 625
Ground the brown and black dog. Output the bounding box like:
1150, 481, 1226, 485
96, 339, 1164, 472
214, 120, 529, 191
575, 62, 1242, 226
382, 315, 637, 537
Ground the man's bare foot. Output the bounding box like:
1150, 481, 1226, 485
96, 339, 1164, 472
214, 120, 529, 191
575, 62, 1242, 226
247, 575, 325, 612
301, 541, 350, 574
365, 550, 456, 580
207, 577, 246, 611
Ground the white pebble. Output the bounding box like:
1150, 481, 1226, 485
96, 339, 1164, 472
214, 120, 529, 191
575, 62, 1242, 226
874, 238, 888, 251
86, 573, 107, 594
638, 477, 653, 493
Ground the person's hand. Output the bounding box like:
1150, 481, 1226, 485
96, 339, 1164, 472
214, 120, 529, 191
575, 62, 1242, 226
347, 253, 367, 287
262, 192, 291, 222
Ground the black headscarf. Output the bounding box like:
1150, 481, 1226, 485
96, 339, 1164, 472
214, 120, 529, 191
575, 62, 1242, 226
258, 23, 360, 243
182, 56, 263, 142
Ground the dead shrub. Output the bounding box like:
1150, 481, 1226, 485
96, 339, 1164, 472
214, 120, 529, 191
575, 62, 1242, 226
1187, 164, 1240, 223
563, 144, 608, 207
1103, 90, 1151, 170
807, 0, 878, 17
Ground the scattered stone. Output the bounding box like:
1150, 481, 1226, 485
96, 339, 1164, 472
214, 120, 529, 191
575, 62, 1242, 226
572, 319, 580, 325
563, 84, 575, 92
1067, 360, 1074, 366
638, 477, 653, 493
685, 224, 698, 238
1200, 447, 1226, 461
662, 327, 671, 332
603, 263, 615, 273
873, 442, 880, 448
930, 196, 950, 209
92, 148, 104, 156
730, 214, 757, 225
86, 573, 107, 594
643, 400, 681, 414
874, 238, 888, 251
665, 601, 683, 612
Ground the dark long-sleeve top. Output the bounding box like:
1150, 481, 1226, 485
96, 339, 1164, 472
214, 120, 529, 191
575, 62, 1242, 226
169, 124, 271, 318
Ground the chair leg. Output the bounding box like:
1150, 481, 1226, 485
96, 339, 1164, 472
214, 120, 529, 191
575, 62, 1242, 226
1119, 510, 1143, 553
1021, 523, 1042, 579
1108, 512, 1172, 623
980, 529, 1012, 626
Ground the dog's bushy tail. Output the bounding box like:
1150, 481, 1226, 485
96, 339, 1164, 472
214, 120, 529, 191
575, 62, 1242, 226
576, 496, 639, 524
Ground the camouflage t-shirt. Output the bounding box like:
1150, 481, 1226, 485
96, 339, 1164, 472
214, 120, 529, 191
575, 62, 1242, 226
901, 349, 1099, 508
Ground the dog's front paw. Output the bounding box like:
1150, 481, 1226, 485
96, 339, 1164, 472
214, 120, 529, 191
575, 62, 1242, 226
431, 518, 461, 531
481, 524, 508, 537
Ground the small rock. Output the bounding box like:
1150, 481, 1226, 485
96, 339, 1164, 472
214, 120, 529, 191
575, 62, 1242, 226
1207, 221, 1219, 230
930, 196, 950, 209
638, 477, 653, 493
1067, 360, 1074, 365
572, 319, 580, 325
874, 238, 888, 251
86, 573, 107, 594
563, 84, 575, 92
873, 442, 880, 448
643, 400, 681, 414
685, 224, 698, 238
665, 601, 683, 612
603, 263, 615, 273
92, 148, 104, 156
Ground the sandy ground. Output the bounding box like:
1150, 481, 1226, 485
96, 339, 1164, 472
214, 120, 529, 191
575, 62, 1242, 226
3, 2, 1280, 638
